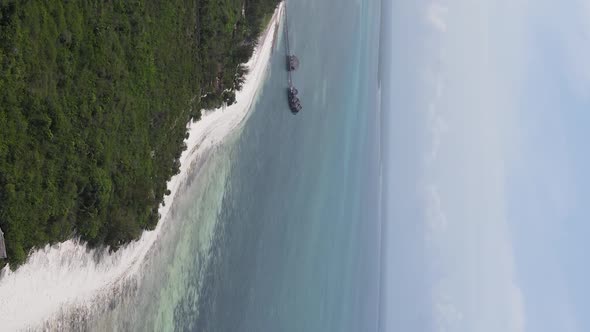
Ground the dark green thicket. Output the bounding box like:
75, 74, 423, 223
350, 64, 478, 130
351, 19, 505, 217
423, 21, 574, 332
0, 0, 279, 268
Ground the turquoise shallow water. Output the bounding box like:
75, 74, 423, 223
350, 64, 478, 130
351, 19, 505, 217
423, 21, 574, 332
66, 0, 382, 330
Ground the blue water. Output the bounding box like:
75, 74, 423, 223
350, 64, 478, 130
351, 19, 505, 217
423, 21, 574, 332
185, 1, 382, 330
189, 0, 382, 329
56, 0, 383, 330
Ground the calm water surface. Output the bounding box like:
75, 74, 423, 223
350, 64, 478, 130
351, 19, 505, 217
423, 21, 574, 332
87, 0, 382, 330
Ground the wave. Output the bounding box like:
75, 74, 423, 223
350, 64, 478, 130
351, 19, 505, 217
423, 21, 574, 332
0, 3, 284, 330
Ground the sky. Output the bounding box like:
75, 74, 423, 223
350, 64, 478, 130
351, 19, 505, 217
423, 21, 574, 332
380, 0, 590, 331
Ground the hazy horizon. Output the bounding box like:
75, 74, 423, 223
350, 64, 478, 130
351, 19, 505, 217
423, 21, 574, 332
379, 1, 590, 331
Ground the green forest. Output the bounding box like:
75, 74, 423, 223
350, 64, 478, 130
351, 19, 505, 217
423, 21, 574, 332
0, 0, 279, 268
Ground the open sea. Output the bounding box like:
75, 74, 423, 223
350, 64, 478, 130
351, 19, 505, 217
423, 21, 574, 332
26, 0, 383, 330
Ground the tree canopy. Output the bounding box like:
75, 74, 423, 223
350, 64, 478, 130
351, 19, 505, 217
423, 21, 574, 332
0, 0, 280, 268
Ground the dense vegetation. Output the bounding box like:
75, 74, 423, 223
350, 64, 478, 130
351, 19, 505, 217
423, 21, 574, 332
0, 0, 279, 268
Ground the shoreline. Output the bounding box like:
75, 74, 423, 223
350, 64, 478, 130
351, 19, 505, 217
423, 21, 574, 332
0, 2, 284, 329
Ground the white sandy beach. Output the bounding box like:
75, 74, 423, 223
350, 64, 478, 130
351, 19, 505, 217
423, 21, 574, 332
0, 3, 284, 330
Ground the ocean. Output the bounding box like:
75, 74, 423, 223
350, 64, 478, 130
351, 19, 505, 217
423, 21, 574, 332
186, 0, 383, 330
0, 0, 382, 330
99, 0, 382, 330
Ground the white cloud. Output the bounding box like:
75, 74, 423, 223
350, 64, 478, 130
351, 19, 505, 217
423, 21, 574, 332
419, 1, 529, 331
554, 0, 590, 100
432, 281, 525, 332
509, 282, 526, 332
426, 2, 449, 33
426, 104, 448, 164
424, 185, 448, 235
434, 292, 464, 332
385, 0, 587, 330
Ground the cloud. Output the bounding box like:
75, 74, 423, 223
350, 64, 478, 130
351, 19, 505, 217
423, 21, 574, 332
424, 185, 448, 235
426, 103, 448, 164
426, 3, 449, 33
432, 282, 525, 332
509, 282, 526, 332
418, 1, 529, 330
554, 0, 590, 100
423, 177, 525, 332
387, 0, 587, 330
433, 291, 464, 332
422, 6, 448, 165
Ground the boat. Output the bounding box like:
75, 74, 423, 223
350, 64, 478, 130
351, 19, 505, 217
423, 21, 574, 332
284, 2, 302, 114
288, 86, 302, 113
287, 55, 300, 71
